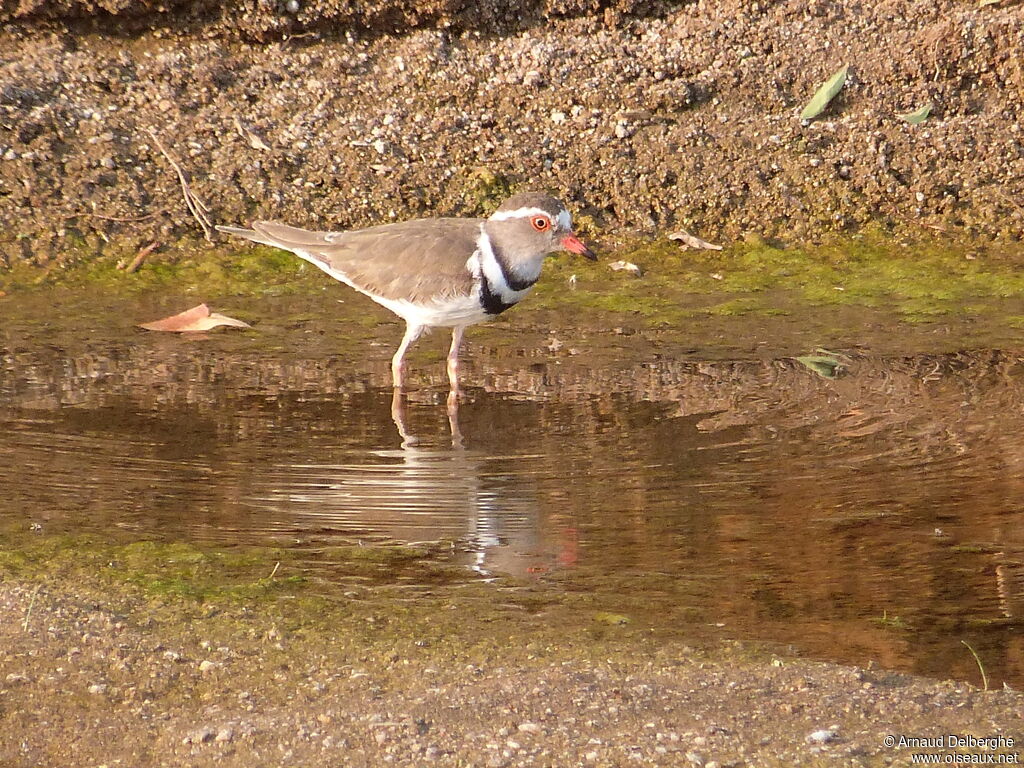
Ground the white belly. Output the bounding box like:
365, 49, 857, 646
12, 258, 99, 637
372, 290, 494, 329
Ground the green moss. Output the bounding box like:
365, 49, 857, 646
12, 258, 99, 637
462, 168, 515, 215
6, 228, 1024, 340
705, 297, 763, 316
609, 231, 1024, 311
0, 235, 317, 298
0, 526, 748, 669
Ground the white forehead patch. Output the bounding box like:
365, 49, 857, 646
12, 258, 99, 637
490, 206, 571, 230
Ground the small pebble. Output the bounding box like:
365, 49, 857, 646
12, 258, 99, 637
523, 70, 543, 87
184, 727, 215, 745
806, 728, 838, 744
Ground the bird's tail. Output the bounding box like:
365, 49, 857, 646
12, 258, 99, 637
215, 225, 281, 249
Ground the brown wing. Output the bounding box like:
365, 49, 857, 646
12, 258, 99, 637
251, 218, 482, 304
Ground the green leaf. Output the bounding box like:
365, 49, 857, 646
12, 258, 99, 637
800, 65, 849, 121
795, 355, 843, 379
898, 104, 932, 124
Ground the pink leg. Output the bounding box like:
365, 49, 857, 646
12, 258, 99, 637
390, 388, 417, 448
446, 326, 465, 399
446, 389, 463, 449
392, 323, 424, 389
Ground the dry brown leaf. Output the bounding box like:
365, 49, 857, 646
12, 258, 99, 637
139, 303, 251, 332
233, 116, 273, 151
608, 260, 643, 277
668, 230, 724, 250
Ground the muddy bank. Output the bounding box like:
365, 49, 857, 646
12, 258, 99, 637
1, 537, 1023, 768
1, 1, 1023, 267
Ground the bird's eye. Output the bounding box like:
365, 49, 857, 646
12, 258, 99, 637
531, 216, 551, 232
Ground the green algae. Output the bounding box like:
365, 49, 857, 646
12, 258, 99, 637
0, 234, 319, 298
0, 533, 301, 602
535, 230, 1024, 327
462, 168, 516, 214
5, 229, 1024, 350
0, 525, 731, 668
872, 610, 910, 631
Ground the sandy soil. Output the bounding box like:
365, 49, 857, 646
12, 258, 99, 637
2, 569, 1022, 768
1, 1, 1023, 268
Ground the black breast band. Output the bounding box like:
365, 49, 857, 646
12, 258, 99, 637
480, 277, 517, 315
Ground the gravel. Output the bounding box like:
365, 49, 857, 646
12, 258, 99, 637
1, 580, 1022, 767
1, 1, 1023, 267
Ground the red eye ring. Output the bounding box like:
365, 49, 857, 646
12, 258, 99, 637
531, 216, 551, 232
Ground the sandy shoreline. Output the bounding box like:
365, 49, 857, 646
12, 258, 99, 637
1, 549, 1022, 767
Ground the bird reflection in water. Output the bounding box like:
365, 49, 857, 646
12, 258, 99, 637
247, 391, 573, 578
391, 388, 463, 449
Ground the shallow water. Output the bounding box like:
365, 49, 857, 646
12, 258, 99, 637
2, 290, 1023, 688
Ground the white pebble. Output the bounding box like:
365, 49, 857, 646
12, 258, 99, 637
806, 728, 837, 744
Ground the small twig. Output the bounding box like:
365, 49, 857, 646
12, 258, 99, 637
267, 561, 281, 580
123, 240, 160, 273
65, 211, 161, 223
233, 116, 272, 152
961, 640, 989, 691
146, 126, 214, 241
22, 583, 43, 632
283, 31, 319, 43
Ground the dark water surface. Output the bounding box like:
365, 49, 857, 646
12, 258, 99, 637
2, 291, 1023, 688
